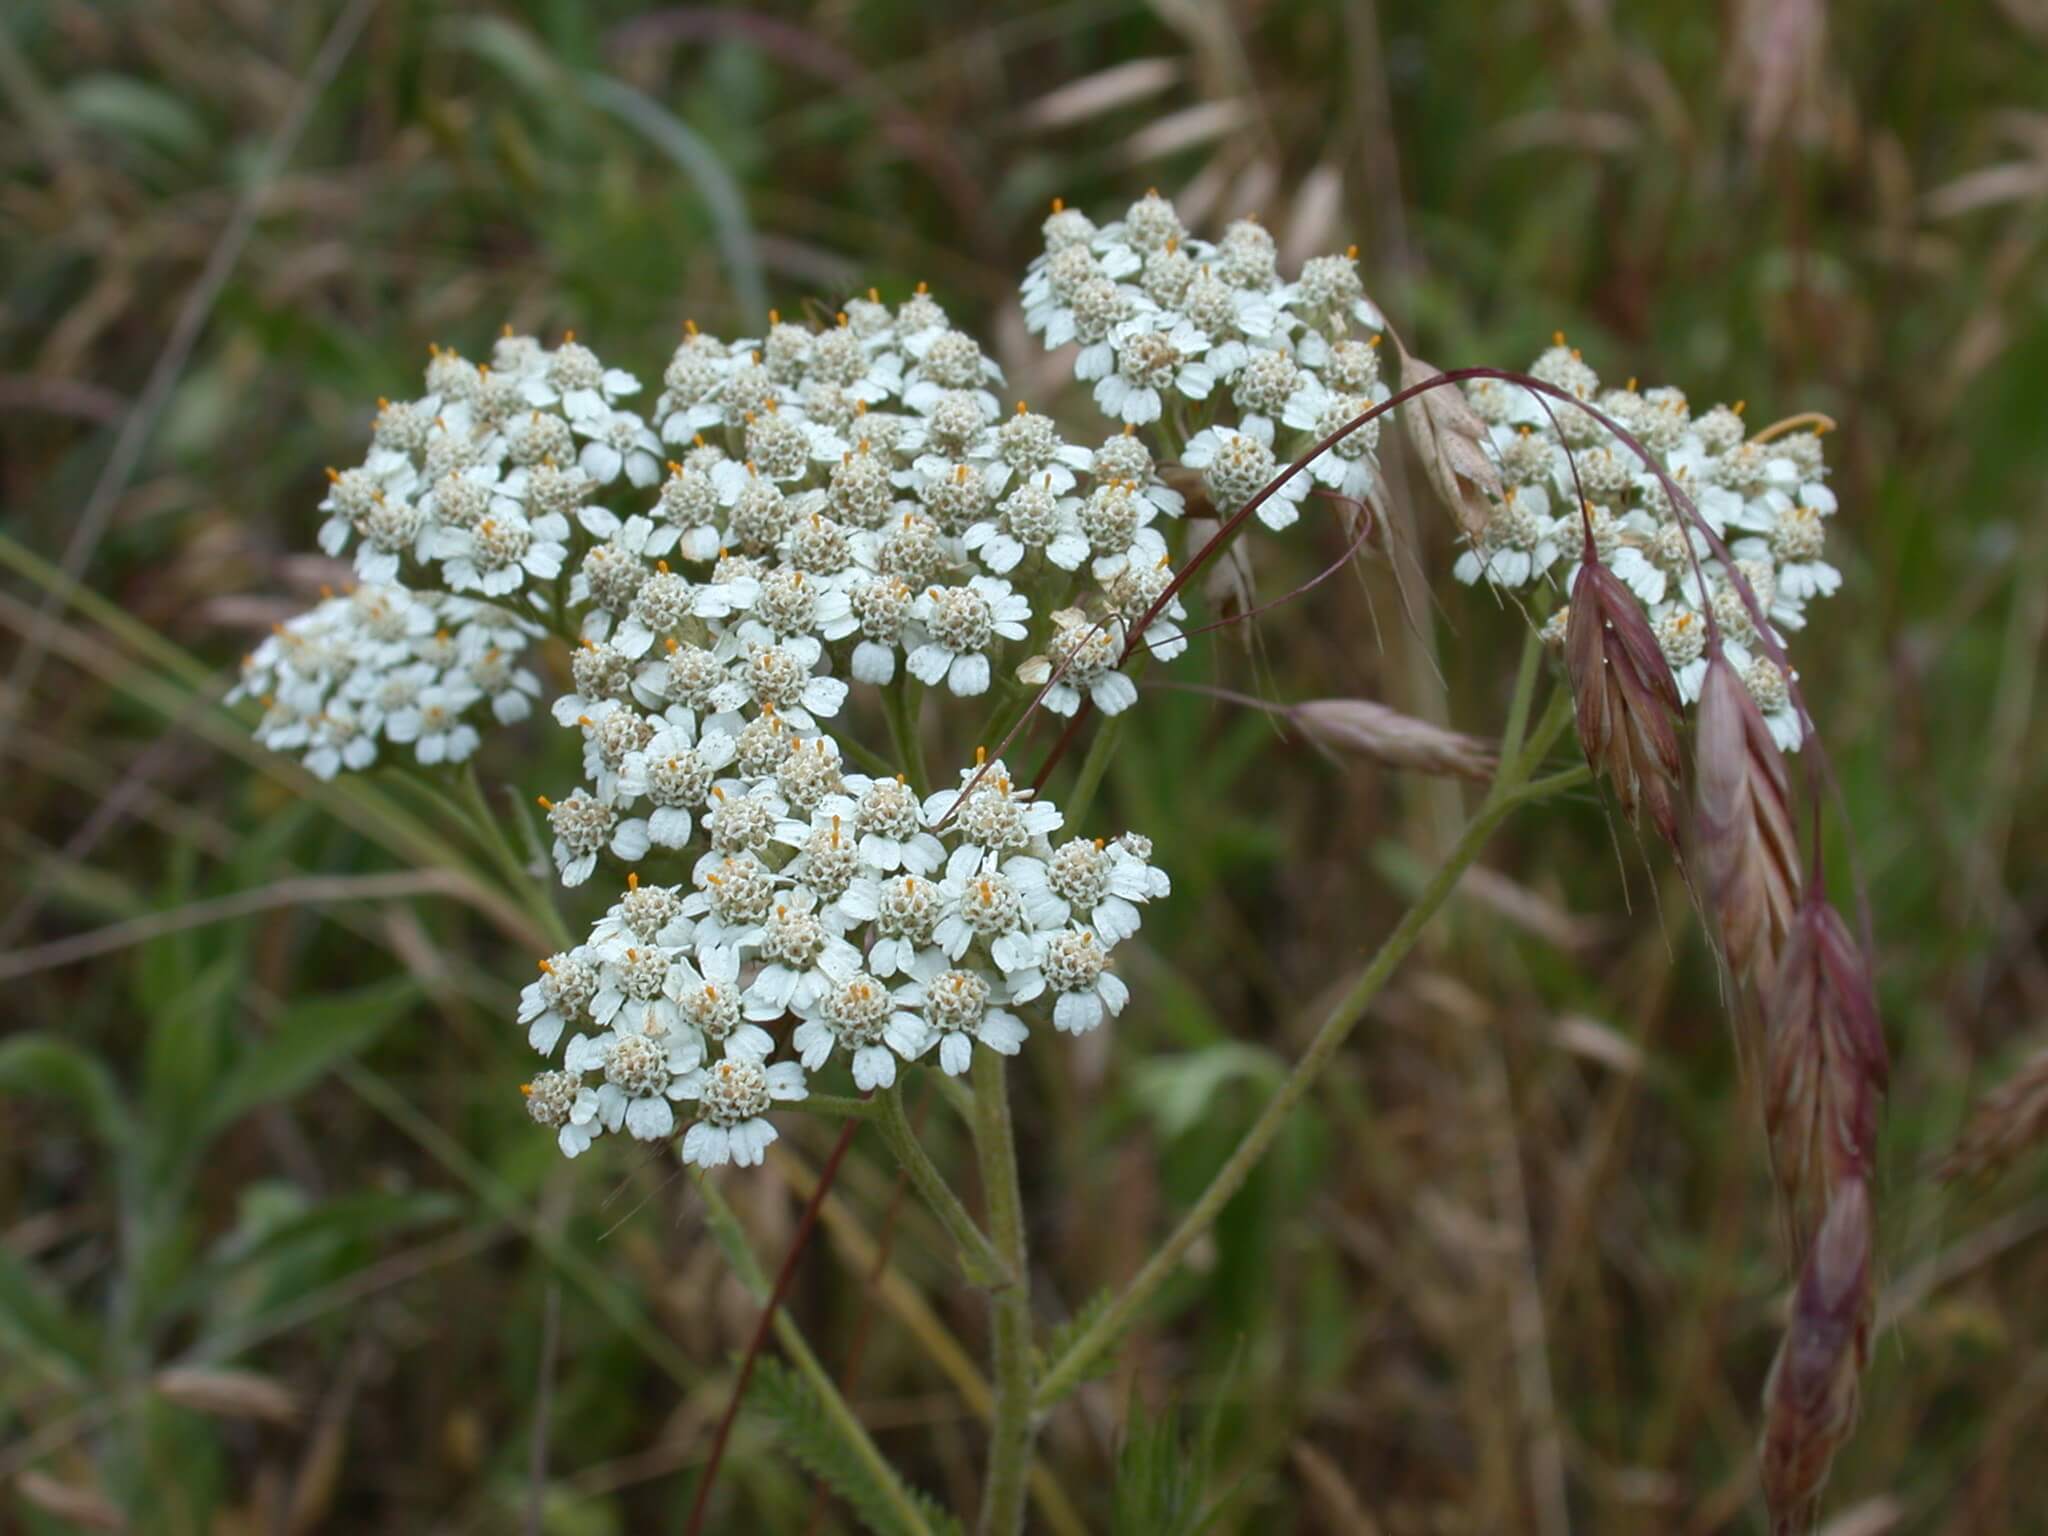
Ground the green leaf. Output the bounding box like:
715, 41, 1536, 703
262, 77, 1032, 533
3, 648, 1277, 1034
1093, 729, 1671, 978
1110, 1346, 1247, 1536
0, 1033, 128, 1146
1129, 1043, 1284, 1141
1033, 1288, 1121, 1404
204, 977, 419, 1137
0, 1243, 98, 1385
141, 953, 241, 1152
747, 1357, 963, 1536
62, 73, 209, 160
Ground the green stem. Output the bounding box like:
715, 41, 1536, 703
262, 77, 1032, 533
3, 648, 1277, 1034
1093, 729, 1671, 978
1031, 696, 1584, 1411
971, 1050, 1033, 1536
798, 1092, 877, 1122
1499, 622, 1545, 768
695, 1173, 934, 1536
875, 1083, 1011, 1286
836, 728, 899, 780
457, 762, 570, 949
1061, 657, 1144, 829
885, 676, 930, 794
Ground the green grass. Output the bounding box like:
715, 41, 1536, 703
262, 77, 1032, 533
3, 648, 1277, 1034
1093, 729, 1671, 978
6, 1, 2048, 1531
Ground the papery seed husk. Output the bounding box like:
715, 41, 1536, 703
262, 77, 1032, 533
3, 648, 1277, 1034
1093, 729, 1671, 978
1939, 1043, 2048, 1182
1765, 898, 1887, 1256
17, 1471, 125, 1531
154, 1365, 301, 1423
1761, 1176, 1873, 1536
1395, 345, 1502, 538
1696, 650, 1802, 984
1293, 697, 1498, 781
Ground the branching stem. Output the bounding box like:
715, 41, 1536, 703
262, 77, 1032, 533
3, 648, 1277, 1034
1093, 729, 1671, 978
1031, 689, 1584, 1411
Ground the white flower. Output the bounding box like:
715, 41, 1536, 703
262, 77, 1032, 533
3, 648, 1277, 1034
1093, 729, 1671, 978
792, 970, 927, 1090
680, 852, 783, 947
584, 1026, 697, 1142
1451, 487, 1563, 590
614, 715, 737, 850
1181, 427, 1310, 529
386, 682, 484, 765
303, 701, 378, 779
963, 477, 1089, 575
1007, 833, 1165, 946
931, 846, 1049, 975
905, 577, 1031, 697
1282, 380, 1386, 502
572, 698, 658, 802
675, 943, 778, 1061
575, 408, 664, 487
678, 1044, 808, 1168
544, 789, 643, 886
894, 953, 1028, 1075
1744, 655, 1804, 753
1015, 609, 1138, 717
831, 775, 943, 875
742, 887, 864, 1017
1036, 926, 1129, 1034
732, 643, 848, 732
428, 508, 569, 597
1094, 315, 1213, 425
590, 877, 694, 953
520, 951, 600, 1056
919, 757, 1063, 863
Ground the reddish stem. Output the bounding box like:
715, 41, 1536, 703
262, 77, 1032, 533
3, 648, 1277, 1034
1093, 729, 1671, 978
684, 1115, 865, 1536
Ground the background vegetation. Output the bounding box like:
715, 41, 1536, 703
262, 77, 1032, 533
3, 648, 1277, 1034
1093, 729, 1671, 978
5, 0, 2048, 1530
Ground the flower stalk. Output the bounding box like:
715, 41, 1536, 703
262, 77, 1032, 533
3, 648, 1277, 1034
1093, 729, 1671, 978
971, 1050, 1034, 1536
1032, 686, 1583, 1411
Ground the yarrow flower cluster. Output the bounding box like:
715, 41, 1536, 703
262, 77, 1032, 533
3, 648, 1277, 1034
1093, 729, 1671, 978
1023, 190, 1391, 528
248, 282, 1206, 1170
1456, 337, 1843, 751
518, 757, 1166, 1164
228, 584, 539, 778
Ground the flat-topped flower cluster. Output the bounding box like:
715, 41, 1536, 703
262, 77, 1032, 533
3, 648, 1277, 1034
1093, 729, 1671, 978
252, 191, 1407, 1170
1022, 190, 1392, 529
519, 756, 1165, 1166
1456, 342, 1843, 751
229, 584, 540, 778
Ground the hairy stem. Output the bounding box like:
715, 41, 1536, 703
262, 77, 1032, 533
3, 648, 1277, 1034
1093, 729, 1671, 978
971, 1050, 1033, 1536
875, 1081, 1012, 1286
693, 1170, 934, 1536
885, 675, 931, 795
1060, 657, 1145, 827
1031, 692, 1584, 1411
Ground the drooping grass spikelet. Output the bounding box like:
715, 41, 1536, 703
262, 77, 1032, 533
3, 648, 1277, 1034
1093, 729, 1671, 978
1695, 648, 1802, 985
1394, 342, 1502, 538
1939, 1043, 2048, 1182
1759, 1176, 1873, 1536
1565, 557, 1684, 851
1764, 896, 1887, 1257
1292, 697, 1499, 781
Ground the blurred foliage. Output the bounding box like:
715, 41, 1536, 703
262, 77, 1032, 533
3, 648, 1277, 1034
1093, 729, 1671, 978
6, 0, 2048, 1531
